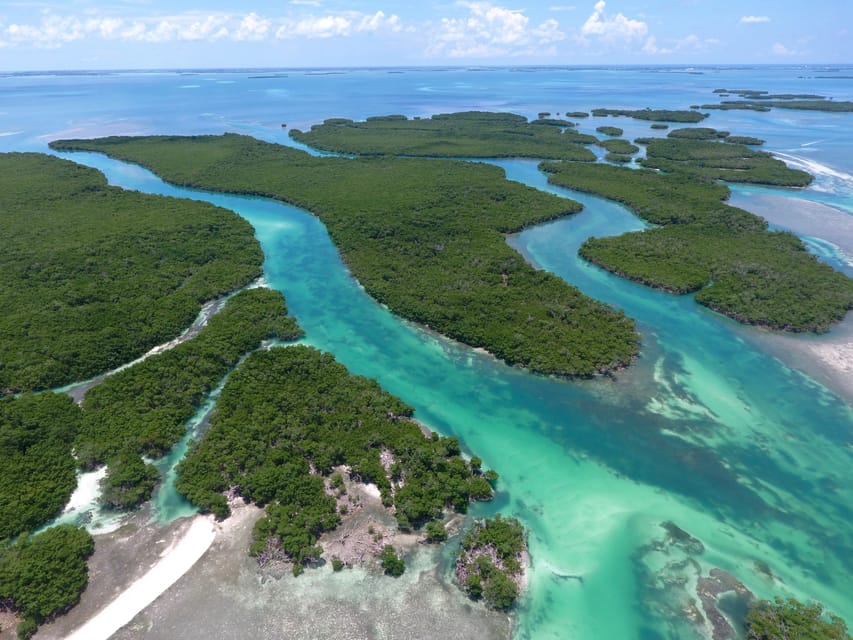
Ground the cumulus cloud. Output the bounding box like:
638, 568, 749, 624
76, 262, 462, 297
428, 1, 565, 58
275, 11, 401, 39
581, 0, 647, 45
234, 12, 270, 42
772, 42, 797, 56
740, 15, 770, 23
0, 8, 404, 47
642, 32, 719, 55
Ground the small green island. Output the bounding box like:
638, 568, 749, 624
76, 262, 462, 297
701, 88, 853, 112
456, 515, 527, 611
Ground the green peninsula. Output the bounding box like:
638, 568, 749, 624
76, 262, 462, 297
591, 108, 708, 122
289, 111, 597, 160
176, 345, 494, 573
51, 135, 639, 376
0, 153, 263, 393
541, 161, 853, 331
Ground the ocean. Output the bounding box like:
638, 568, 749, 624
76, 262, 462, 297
3, 66, 853, 639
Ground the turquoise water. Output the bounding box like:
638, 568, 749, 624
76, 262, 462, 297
4, 66, 853, 638
56, 149, 853, 639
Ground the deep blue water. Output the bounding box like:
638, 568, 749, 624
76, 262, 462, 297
4, 66, 853, 639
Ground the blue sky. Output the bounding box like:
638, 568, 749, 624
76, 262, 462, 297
0, 1, 849, 70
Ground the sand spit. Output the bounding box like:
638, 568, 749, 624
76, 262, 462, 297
107, 495, 511, 640
36, 492, 510, 640
747, 314, 853, 404
56, 516, 214, 640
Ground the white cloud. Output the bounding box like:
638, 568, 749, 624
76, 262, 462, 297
234, 12, 270, 41
641, 32, 719, 55
740, 15, 770, 24
358, 11, 402, 33
1, 14, 85, 48
772, 42, 797, 56
549, 5, 576, 11
428, 1, 564, 58
581, 0, 647, 45
0, 8, 405, 47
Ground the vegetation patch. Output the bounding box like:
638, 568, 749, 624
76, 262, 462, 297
0, 153, 263, 393
745, 597, 851, 640
289, 111, 597, 160
456, 515, 527, 611
591, 108, 708, 123
0, 525, 94, 639
0, 393, 81, 539
77, 288, 302, 506
705, 88, 853, 112
725, 136, 764, 146
667, 127, 729, 140
595, 126, 623, 136
598, 139, 639, 155
175, 345, 494, 574
640, 138, 812, 187
540, 161, 853, 332
52, 134, 639, 376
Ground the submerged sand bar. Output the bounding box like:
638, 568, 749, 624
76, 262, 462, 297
64, 515, 215, 640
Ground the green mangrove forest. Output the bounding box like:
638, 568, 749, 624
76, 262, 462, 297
51, 134, 640, 376
289, 111, 597, 160
456, 515, 527, 611
0, 152, 263, 393
541, 160, 853, 331
175, 345, 494, 572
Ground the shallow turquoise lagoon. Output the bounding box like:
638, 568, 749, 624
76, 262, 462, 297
57, 147, 853, 639
3, 65, 850, 638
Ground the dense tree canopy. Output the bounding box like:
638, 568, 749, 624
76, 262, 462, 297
0, 393, 81, 539
541, 154, 853, 332
51, 134, 639, 376
289, 111, 597, 160
176, 345, 493, 570
0, 525, 94, 638
746, 597, 851, 640
0, 152, 263, 392
456, 515, 526, 611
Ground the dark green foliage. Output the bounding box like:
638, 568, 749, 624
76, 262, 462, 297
726, 136, 765, 146
667, 127, 729, 140
564, 111, 589, 118
541, 162, 853, 331
457, 515, 526, 610
175, 346, 491, 568
0, 153, 263, 392
52, 134, 639, 376
606, 153, 633, 164
596, 126, 623, 136
705, 90, 853, 113
531, 118, 577, 127
425, 520, 448, 543
77, 288, 302, 471
100, 450, 160, 510
331, 558, 344, 571
0, 393, 81, 539
650, 123, 669, 130
0, 525, 94, 638
745, 597, 851, 640
380, 545, 405, 577
591, 108, 708, 122
598, 139, 639, 155
289, 111, 597, 160
640, 138, 812, 187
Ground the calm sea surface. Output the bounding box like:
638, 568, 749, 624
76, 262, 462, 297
3, 66, 853, 639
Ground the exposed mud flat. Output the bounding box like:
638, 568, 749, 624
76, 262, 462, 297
108, 498, 511, 640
